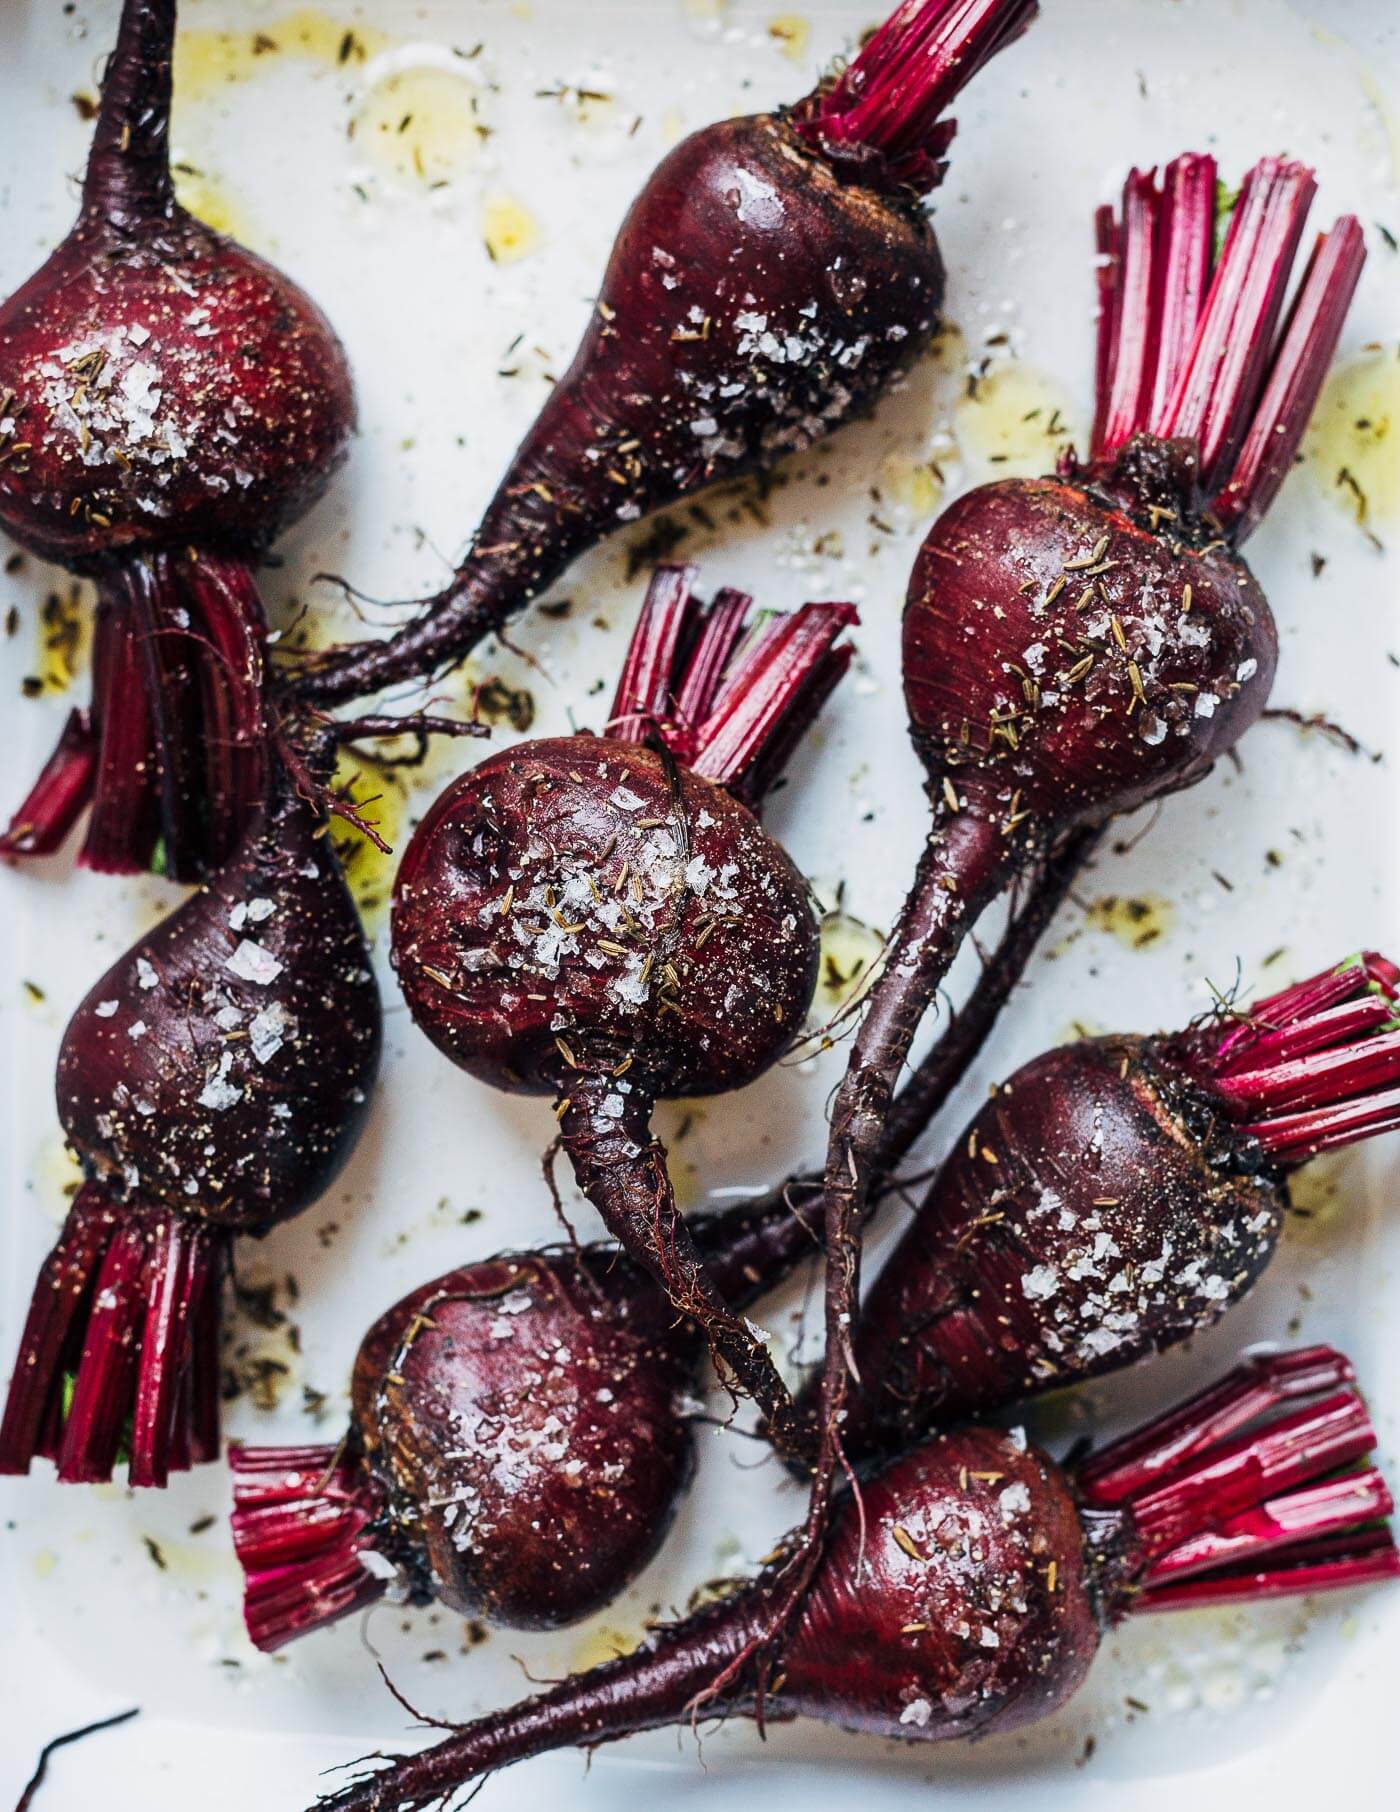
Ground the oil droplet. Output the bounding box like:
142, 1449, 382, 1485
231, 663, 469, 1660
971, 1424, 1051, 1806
955, 363, 1077, 480
172, 164, 256, 242
1084, 894, 1174, 952
660, 106, 686, 145
1305, 348, 1400, 527
1283, 1148, 1354, 1246
330, 753, 407, 930
31, 584, 91, 695
482, 192, 542, 265
816, 912, 885, 1013
174, 11, 389, 104
356, 63, 485, 187
769, 15, 811, 61
35, 1138, 85, 1225
878, 452, 945, 525
33, 1548, 58, 1579
570, 1623, 641, 1672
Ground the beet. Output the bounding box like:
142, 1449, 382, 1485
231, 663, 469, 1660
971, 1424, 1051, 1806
226, 826, 1091, 1651
291, 0, 1037, 708
804, 154, 1368, 1576
0, 0, 354, 879
796, 951, 1400, 1468
391, 568, 856, 1435
0, 744, 380, 1486
314, 1346, 1397, 1809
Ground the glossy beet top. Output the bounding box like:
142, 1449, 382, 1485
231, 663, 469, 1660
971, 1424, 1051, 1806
783, 1427, 1109, 1741
351, 1250, 698, 1628
825, 1037, 1283, 1464
0, 209, 354, 570
392, 736, 818, 1099
903, 454, 1277, 828
57, 775, 381, 1232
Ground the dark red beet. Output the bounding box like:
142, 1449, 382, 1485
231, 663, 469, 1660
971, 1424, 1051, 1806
226, 823, 1092, 1651
0, 0, 354, 879
314, 1347, 1397, 1809
805, 153, 1367, 1581
392, 569, 854, 1436
796, 951, 1400, 1467
0, 747, 380, 1487
291, 0, 1037, 708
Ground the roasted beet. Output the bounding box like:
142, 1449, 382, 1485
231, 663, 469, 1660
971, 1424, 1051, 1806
315, 1347, 1397, 1808
795, 951, 1400, 1467
805, 154, 1367, 1565
392, 569, 854, 1433
226, 836, 1092, 1650
0, 745, 380, 1486
1, 0, 354, 878
292, 0, 1037, 707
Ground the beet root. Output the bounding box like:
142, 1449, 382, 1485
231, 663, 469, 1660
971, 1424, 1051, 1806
803, 952, 1400, 1470
392, 571, 855, 1437
0, 750, 380, 1486
228, 827, 1090, 1650
292, 0, 1038, 707
314, 1347, 1396, 1809
805, 150, 1366, 1589
0, 0, 354, 877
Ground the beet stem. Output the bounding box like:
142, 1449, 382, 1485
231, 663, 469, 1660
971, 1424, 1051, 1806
0, 708, 97, 859
1212, 217, 1367, 543
80, 586, 162, 874
606, 564, 701, 749
560, 1074, 797, 1436
1145, 154, 1218, 428
671, 588, 753, 735
80, 0, 177, 226
802, 0, 1039, 191
1093, 169, 1161, 459
1153, 156, 1317, 491
230, 1444, 389, 1650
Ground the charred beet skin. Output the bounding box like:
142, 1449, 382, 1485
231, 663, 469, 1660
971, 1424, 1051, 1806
314, 1348, 1398, 1809
0, 0, 354, 878
0, 748, 380, 1487
292, 0, 1038, 707
393, 569, 854, 1437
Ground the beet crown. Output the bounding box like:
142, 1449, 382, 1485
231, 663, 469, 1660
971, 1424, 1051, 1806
314, 1348, 1396, 1811
292, 0, 1038, 708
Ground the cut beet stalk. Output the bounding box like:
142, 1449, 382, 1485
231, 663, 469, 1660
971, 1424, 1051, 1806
1142, 1469, 1394, 1588
1092, 168, 1161, 459
606, 565, 700, 747
0, 709, 97, 858
1146, 153, 1218, 424
1153, 157, 1317, 490
1213, 216, 1368, 542
80, 588, 162, 875
1089, 203, 1122, 459
230, 1444, 391, 1650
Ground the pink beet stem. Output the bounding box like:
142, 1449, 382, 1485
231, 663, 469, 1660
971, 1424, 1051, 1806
606, 564, 699, 747
671, 588, 753, 731
57, 1218, 151, 1483
1146, 154, 1219, 426
0, 708, 97, 858
182, 555, 269, 870
1077, 1345, 1392, 1602
1093, 168, 1161, 459
1242, 1083, 1400, 1162
1153, 156, 1317, 492
1078, 1345, 1355, 1504
230, 1443, 388, 1650
690, 601, 858, 802
81, 590, 161, 874
1210, 951, 1397, 1069
129, 1219, 216, 1489
800, 0, 1039, 191
1135, 1531, 1400, 1613
1089, 204, 1122, 459
125, 556, 209, 883
1212, 216, 1367, 543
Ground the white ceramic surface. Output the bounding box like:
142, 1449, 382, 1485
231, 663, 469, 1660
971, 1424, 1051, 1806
2, 1, 1398, 1806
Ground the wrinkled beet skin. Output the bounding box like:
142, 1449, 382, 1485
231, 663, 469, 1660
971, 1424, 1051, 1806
57, 780, 381, 1232
350, 1250, 697, 1629
297, 114, 940, 700
392, 736, 818, 1098
903, 468, 1277, 825
0, 211, 354, 570
827, 1038, 1283, 1465
782, 1429, 1105, 1741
